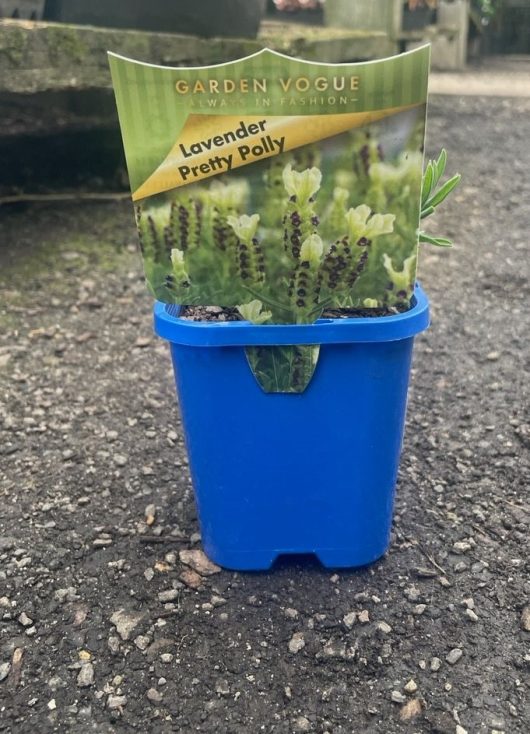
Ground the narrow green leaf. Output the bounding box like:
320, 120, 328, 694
433, 148, 447, 188
419, 232, 453, 247
424, 173, 461, 209
421, 162, 434, 206
420, 205, 435, 219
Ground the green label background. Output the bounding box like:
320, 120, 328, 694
108, 46, 430, 193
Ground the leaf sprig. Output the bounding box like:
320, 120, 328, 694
419, 149, 461, 247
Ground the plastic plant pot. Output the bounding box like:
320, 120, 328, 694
154, 284, 430, 571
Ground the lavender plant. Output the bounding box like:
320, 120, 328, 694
135, 131, 459, 392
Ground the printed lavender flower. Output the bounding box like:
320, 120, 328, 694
289, 234, 324, 323
167, 196, 201, 252
227, 214, 265, 285
208, 180, 248, 251
282, 164, 322, 260
167, 248, 191, 290
136, 204, 172, 265
382, 253, 417, 303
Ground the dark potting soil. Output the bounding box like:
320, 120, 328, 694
180, 303, 408, 322
0, 93, 529, 734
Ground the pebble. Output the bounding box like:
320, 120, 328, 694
179, 569, 203, 589
293, 716, 311, 732
108, 636, 120, 653
145, 504, 156, 526
76, 663, 94, 688
146, 688, 163, 703
465, 608, 479, 622
134, 635, 150, 651
456, 727, 468, 734
358, 610, 370, 624
110, 609, 145, 641
113, 454, 128, 467
400, 698, 422, 720
376, 621, 392, 634
486, 351, 500, 361
288, 632, 306, 654
179, 549, 221, 576
343, 612, 356, 629
54, 587, 79, 603
391, 690, 406, 704
210, 595, 227, 607
157, 589, 179, 603
18, 612, 33, 627
404, 679, 418, 693
47, 699, 56, 711
0, 662, 11, 681
144, 568, 155, 581
160, 653, 173, 663
446, 648, 463, 665
520, 606, 530, 631
414, 604, 427, 615
107, 695, 127, 709
284, 607, 299, 620
215, 680, 230, 696
430, 657, 442, 671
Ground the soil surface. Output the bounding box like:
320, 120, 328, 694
1, 94, 529, 734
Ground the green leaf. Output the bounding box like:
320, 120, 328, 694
419, 232, 453, 247
420, 205, 435, 219
421, 161, 434, 206
433, 148, 447, 189
424, 173, 461, 209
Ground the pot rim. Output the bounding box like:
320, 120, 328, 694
153, 282, 429, 347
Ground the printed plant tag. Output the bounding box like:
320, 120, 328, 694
109, 46, 430, 392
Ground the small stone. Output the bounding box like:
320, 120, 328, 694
404, 586, 421, 602
358, 610, 370, 624
179, 569, 203, 589
54, 587, 79, 603
108, 636, 120, 653
391, 691, 406, 704
215, 680, 230, 696
456, 726, 468, 734
179, 549, 221, 576
134, 635, 150, 651
144, 568, 155, 581
146, 688, 163, 703
110, 609, 145, 641
145, 504, 156, 526
376, 621, 392, 634
160, 653, 173, 663
400, 698, 422, 721
293, 716, 311, 732
107, 695, 127, 709
465, 608, 479, 622
93, 537, 113, 547
486, 351, 500, 361
288, 632, 305, 654
47, 699, 56, 711
404, 679, 418, 694
446, 648, 463, 665
0, 662, 11, 681
343, 612, 356, 629
18, 612, 33, 627
284, 608, 299, 620
330, 574, 339, 583
520, 606, 530, 631
77, 663, 94, 688
78, 650, 91, 661
113, 454, 127, 467
157, 589, 179, 603
210, 595, 227, 607
414, 604, 427, 616
430, 657, 442, 671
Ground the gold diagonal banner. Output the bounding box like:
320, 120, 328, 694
132, 104, 419, 201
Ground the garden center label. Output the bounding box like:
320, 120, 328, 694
110, 47, 429, 392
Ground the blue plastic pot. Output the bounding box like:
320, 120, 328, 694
154, 284, 429, 571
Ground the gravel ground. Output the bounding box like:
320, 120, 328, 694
1, 94, 529, 734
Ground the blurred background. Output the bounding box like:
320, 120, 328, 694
0, 0, 528, 199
